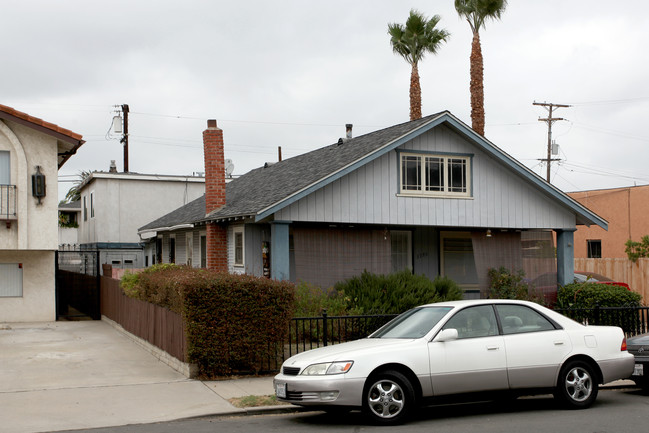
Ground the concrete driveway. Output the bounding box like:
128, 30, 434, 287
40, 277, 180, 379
0, 321, 239, 433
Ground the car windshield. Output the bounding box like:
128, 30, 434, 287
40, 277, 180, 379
370, 306, 453, 339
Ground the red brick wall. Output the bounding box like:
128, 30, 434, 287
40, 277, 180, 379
207, 223, 227, 271
203, 119, 228, 271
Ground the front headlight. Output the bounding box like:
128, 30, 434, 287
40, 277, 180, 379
301, 361, 353, 376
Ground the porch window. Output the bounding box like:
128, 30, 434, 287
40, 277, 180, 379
234, 227, 244, 267
391, 230, 412, 272
169, 236, 176, 264
400, 152, 471, 197
587, 240, 601, 258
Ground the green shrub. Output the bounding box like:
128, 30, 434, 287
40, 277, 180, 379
333, 270, 462, 315
487, 267, 544, 303
293, 282, 360, 317
183, 272, 295, 377
625, 235, 649, 262
120, 265, 295, 377
557, 282, 642, 309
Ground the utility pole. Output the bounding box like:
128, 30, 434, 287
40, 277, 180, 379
533, 101, 570, 182
120, 104, 129, 172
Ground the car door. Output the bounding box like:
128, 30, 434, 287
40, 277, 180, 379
496, 304, 573, 389
428, 305, 508, 396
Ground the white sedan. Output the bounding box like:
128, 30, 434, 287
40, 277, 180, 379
274, 299, 634, 424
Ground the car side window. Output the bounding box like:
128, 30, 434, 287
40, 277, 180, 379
496, 305, 556, 335
442, 305, 498, 339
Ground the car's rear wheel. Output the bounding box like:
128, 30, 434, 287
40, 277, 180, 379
363, 370, 415, 425
554, 360, 598, 409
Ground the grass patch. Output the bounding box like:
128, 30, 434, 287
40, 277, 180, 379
228, 394, 289, 408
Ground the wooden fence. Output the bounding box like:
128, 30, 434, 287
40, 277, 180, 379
100, 276, 188, 362
575, 257, 649, 303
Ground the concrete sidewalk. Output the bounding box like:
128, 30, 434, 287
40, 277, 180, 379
0, 321, 284, 433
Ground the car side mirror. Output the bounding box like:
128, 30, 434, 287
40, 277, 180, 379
433, 328, 458, 342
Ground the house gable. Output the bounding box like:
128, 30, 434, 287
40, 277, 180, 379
257, 112, 606, 230
275, 124, 576, 229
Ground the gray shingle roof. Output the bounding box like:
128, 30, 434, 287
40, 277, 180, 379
205, 112, 444, 221
139, 110, 608, 232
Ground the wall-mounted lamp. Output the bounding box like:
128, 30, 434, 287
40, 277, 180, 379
486, 229, 492, 238
32, 166, 46, 205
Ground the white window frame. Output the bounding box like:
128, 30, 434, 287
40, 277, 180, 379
233, 226, 245, 267
399, 152, 471, 198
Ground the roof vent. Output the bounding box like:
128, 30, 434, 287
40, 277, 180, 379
264, 162, 276, 168
337, 138, 344, 145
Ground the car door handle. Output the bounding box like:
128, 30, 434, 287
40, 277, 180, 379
486, 346, 500, 351
554, 341, 565, 346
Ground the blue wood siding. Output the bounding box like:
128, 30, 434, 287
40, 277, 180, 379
274, 125, 575, 229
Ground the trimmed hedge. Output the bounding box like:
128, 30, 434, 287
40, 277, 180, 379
557, 282, 642, 309
333, 270, 463, 315
120, 265, 295, 377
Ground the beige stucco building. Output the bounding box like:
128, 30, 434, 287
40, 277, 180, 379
569, 185, 649, 259
0, 104, 83, 322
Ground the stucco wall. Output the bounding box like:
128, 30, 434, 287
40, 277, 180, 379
78, 175, 204, 245
0, 119, 59, 250
570, 185, 649, 258
0, 250, 56, 322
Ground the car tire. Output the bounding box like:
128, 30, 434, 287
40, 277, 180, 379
362, 370, 415, 425
554, 360, 599, 409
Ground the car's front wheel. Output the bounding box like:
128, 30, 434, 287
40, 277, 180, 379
554, 360, 599, 409
363, 370, 415, 425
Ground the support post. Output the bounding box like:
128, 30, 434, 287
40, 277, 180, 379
556, 229, 576, 288
270, 221, 290, 281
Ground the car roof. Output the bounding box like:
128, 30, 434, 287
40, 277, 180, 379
420, 299, 540, 308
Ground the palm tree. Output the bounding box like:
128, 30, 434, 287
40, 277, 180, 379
62, 170, 91, 203
455, 0, 507, 136
388, 10, 450, 121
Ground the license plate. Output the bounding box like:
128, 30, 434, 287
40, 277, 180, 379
634, 364, 644, 376
276, 382, 286, 398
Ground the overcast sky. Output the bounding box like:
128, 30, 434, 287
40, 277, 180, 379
2, 0, 648, 202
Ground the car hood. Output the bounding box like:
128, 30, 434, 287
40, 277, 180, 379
283, 338, 417, 366
627, 333, 649, 346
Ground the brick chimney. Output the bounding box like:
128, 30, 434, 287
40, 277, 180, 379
203, 119, 227, 271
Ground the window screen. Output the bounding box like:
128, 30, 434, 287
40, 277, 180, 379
0, 263, 23, 297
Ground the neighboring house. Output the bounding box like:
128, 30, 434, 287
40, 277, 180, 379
140, 113, 607, 299
569, 185, 649, 259
58, 200, 81, 247
0, 104, 84, 321
76, 167, 205, 271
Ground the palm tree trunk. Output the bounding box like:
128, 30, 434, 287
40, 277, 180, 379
410, 64, 422, 120
470, 31, 485, 136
